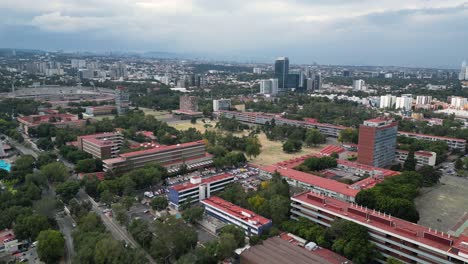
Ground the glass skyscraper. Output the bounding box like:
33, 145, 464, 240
274, 57, 289, 91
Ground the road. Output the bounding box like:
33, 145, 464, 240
76, 190, 156, 264
1, 134, 39, 158
56, 214, 75, 264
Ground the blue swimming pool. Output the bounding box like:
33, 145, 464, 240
0, 160, 11, 172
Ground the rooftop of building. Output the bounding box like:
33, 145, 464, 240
86, 105, 116, 110
119, 140, 205, 158
202, 196, 271, 227
292, 191, 468, 257
240, 236, 343, 264
396, 149, 436, 157
398, 131, 466, 143
170, 173, 233, 192
261, 164, 359, 198
78, 132, 122, 147
0, 229, 16, 246
78, 172, 106, 181
17, 113, 78, 125
319, 145, 345, 156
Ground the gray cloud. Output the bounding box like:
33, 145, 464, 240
0, 0, 467, 67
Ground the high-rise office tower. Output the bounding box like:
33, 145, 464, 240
357, 118, 398, 168
312, 73, 322, 91
459, 60, 467, 80
115, 86, 129, 115
274, 57, 289, 91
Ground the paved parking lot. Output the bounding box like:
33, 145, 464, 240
415, 174, 468, 232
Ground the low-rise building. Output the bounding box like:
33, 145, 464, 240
103, 140, 212, 173
395, 149, 437, 167
398, 131, 466, 151
291, 191, 468, 264
213, 98, 231, 111
0, 229, 24, 254
84, 105, 116, 116
77, 132, 124, 159
201, 196, 272, 236
17, 113, 86, 135
168, 174, 235, 210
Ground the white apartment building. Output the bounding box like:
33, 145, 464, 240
353, 79, 366, 91
395, 94, 413, 111
451, 96, 467, 110
380, 95, 397, 109
259, 79, 279, 95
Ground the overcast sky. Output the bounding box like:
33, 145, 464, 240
1, 0, 467, 68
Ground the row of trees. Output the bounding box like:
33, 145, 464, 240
215, 116, 249, 132
296, 156, 338, 172
355, 171, 424, 222
282, 218, 379, 264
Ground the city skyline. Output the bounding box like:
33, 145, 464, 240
1, 0, 468, 68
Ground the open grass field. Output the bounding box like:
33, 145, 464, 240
140, 108, 172, 120
250, 133, 322, 166
169, 120, 322, 166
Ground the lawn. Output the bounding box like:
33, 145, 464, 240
140, 108, 172, 120
250, 133, 322, 166
169, 121, 322, 166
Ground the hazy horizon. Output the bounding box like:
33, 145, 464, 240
1, 0, 468, 68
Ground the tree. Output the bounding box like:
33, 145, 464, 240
182, 206, 205, 224
151, 196, 168, 211
305, 129, 326, 147
14, 214, 50, 241
338, 128, 358, 144
37, 137, 54, 151
455, 158, 464, 170
75, 158, 98, 173
216, 233, 238, 259
245, 137, 262, 159
220, 225, 246, 248
112, 203, 129, 226
387, 258, 404, 264
37, 230, 65, 264
56, 181, 80, 203
100, 190, 114, 206
282, 139, 302, 153
37, 152, 58, 168
40, 162, 69, 182
418, 165, 441, 186
403, 151, 416, 171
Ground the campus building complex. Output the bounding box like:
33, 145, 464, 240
201, 196, 272, 236
84, 105, 116, 116
168, 174, 235, 210
102, 140, 212, 173
17, 113, 86, 135
77, 132, 124, 159
291, 191, 468, 264
358, 118, 398, 168
258, 154, 399, 203
398, 131, 466, 151
216, 110, 347, 137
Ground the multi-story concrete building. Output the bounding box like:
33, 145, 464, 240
0, 229, 25, 254
216, 110, 347, 137
398, 131, 466, 151
179, 95, 199, 112
115, 86, 129, 114
395, 150, 437, 167
395, 94, 413, 111
168, 174, 235, 210
259, 79, 279, 95
380, 95, 397, 109
201, 196, 272, 236
213, 98, 231, 112
291, 191, 468, 264
85, 105, 116, 116
102, 140, 211, 173
358, 118, 398, 168
416, 96, 432, 105
77, 132, 124, 159
451, 96, 468, 110
353, 79, 366, 91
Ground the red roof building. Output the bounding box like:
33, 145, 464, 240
17, 113, 86, 135
201, 196, 272, 236
291, 191, 468, 264
77, 132, 124, 159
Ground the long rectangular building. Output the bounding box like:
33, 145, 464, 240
216, 110, 347, 137
201, 196, 272, 236
398, 131, 466, 151
103, 140, 212, 173
291, 191, 468, 264
168, 174, 235, 210
77, 132, 124, 159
